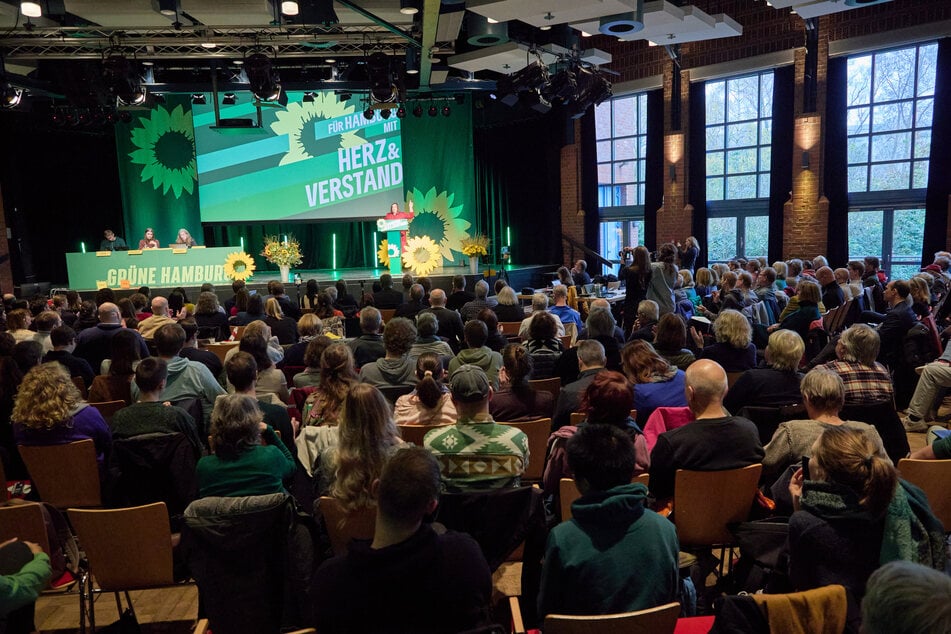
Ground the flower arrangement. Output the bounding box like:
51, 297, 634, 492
460, 235, 489, 258
261, 235, 303, 267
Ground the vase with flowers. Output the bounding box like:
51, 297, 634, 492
460, 235, 489, 274
261, 235, 303, 283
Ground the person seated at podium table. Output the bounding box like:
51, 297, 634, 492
137, 227, 160, 250
174, 228, 197, 248
99, 229, 127, 251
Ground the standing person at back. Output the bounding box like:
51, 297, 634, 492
647, 242, 678, 316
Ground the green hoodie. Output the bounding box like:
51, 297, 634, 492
447, 346, 503, 387
538, 483, 680, 618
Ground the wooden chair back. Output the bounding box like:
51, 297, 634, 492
0, 502, 51, 557
500, 418, 551, 481
898, 458, 951, 530
398, 424, 451, 446
205, 341, 240, 363
318, 496, 376, 556
19, 439, 102, 508
559, 474, 650, 523
500, 321, 522, 336
560, 335, 573, 350
528, 377, 561, 403
89, 399, 126, 422
674, 464, 762, 547
379, 308, 396, 323
726, 372, 744, 389
68, 502, 174, 591
568, 410, 637, 427
71, 375, 88, 399
230, 325, 246, 340
544, 601, 680, 634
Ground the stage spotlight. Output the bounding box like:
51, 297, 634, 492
281, 1, 299, 16
412, 104, 423, 117
521, 90, 551, 114
396, 106, 406, 118
399, 0, 419, 15
405, 48, 419, 75
363, 108, 374, 120
380, 108, 391, 119
151, 0, 180, 16
191, 93, 206, 104
222, 92, 237, 105
428, 104, 437, 117
1, 85, 23, 108
367, 52, 398, 103
20, 2, 41, 18
245, 52, 281, 102
302, 91, 315, 103
442, 104, 451, 117
103, 54, 147, 106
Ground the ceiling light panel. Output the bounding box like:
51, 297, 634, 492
466, 0, 641, 28
571, 2, 741, 44
448, 41, 567, 75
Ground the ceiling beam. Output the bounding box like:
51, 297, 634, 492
418, 0, 440, 88
333, 0, 420, 47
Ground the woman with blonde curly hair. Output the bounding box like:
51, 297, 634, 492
12, 362, 112, 468
620, 340, 686, 426
317, 383, 404, 509
694, 308, 756, 372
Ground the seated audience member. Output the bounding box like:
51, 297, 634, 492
491, 286, 525, 324
225, 351, 297, 461
787, 426, 947, 630
649, 359, 763, 504
314, 383, 404, 499
32, 311, 61, 355
628, 300, 659, 342
72, 300, 99, 333
697, 271, 744, 318
197, 394, 295, 498
518, 293, 565, 340
460, 280, 491, 323
293, 336, 333, 389
263, 298, 298, 346
394, 283, 427, 320
761, 368, 880, 482
538, 424, 678, 619
284, 314, 323, 368
724, 329, 804, 414
394, 353, 457, 427
652, 313, 695, 371
490, 344, 554, 422
571, 259, 592, 286
137, 297, 178, 339
409, 312, 454, 359
372, 274, 403, 310
194, 292, 230, 342
0, 537, 53, 633
13, 363, 112, 469
820, 323, 893, 405
231, 322, 289, 404
692, 308, 757, 372
871, 279, 916, 370
132, 323, 226, 430
446, 275, 474, 312
111, 357, 203, 454
621, 340, 687, 427
268, 281, 301, 320
43, 325, 94, 390
553, 340, 607, 431
900, 339, 951, 433
178, 320, 224, 382
116, 298, 140, 330
816, 266, 844, 310
222, 280, 245, 315
6, 310, 34, 344
447, 320, 504, 387
560, 305, 623, 385
418, 289, 465, 354
424, 365, 529, 491
231, 293, 266, 327
549, 285, 582, 333
89, 329, 142, 405
861, 560, 951, 634
360, 317, 418, 389
311, 447, 492, 634
769, 280, 822, 339
544, 371, 650, 507
74, 303, 150, 374
478, 308, 508, 353
12, 341, 42, 376
302, 343, 358, 427
347, 306, 386, 368
522, 311, 563, 380
909, 276, 932, 318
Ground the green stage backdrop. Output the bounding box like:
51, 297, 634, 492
115, 92, 477, 275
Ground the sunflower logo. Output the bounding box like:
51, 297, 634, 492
377, 240, 390, 268
270, 92, 365, 166
223, 251, 256, 281
402, 236, 442, 276
128, 104, 197, 198
405, 187, 471, 265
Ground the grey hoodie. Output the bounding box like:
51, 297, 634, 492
360, 357, 417, 388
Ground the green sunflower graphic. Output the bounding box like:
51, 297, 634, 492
406, 187, 471, 265
270, 92, 364, 166
128, 104, 197, 199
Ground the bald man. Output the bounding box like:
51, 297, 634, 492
816, 266, 844, 310
417, 288, 465, 353
74, 301, 150, 372
648, 359, 764, 503
137, 296, 178, 339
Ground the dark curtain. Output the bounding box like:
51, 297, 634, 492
922, 38, 951, 261
688, 80, 708, 268
580, 110, 600, 252
771, 65, 795, 264
644, 88, 664, 249
824, 57, 849, 266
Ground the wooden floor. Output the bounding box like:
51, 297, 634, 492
31, 431, 930, 632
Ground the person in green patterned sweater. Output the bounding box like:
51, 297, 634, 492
424, 364, 529, 491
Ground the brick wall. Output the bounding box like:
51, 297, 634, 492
560, 123, 584, 267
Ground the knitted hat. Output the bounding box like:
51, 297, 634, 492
449, 364, 490, 403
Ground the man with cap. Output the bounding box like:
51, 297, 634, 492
424, 364, 529, 491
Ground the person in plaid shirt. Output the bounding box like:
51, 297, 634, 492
821, 324, 893, 406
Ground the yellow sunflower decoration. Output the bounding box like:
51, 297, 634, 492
402, 236, 442, 276
224, 251, 256, 281
270, 92, 364, 166
404, 187, 471, 265
377, 240, 390, 268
